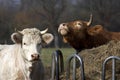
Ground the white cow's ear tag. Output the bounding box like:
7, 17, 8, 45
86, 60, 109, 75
11, 32, 23, 44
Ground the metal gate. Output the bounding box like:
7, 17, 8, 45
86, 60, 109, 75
66, 53, 85, 80
51, 50, 64, 80
102, 56, 120, 80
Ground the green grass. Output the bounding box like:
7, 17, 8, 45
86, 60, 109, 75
41, 48, 75, 67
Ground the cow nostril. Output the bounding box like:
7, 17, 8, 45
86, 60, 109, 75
31, 54, 34, 58
62, 23, 66, 26
37, 54, 39, 58
31, 54, 39, 60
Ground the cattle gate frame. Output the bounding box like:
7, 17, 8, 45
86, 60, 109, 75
102, 56, 120, 80
51, 50, 64, 80
66, 53, 85, 80
51, 49, 120, 80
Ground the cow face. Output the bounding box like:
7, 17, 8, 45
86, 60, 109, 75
58, 14, 92, 36
11, 28, 54, 61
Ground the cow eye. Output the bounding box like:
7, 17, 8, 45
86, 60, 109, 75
23, 43, 26, 45
23, 42, 30, 46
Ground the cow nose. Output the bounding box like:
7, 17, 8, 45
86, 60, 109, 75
31, 54, 39, 60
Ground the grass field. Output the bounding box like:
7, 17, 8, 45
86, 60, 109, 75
41, 48, 75, 67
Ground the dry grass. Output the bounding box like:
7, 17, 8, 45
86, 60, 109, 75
78, 40, 120, 80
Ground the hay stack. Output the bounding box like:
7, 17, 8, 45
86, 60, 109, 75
60, 40, 120, 80
77, 40, 120, 80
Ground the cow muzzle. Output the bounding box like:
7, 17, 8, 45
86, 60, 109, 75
58, 23, 68, 35
31, 54, 40, 61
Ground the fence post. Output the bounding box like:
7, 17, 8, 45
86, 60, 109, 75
102, 56, 120, 80
66, 53, 85, 80
51, 50, 64, 80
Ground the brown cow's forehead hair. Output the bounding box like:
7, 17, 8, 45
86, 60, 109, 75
65, 20, 85, 31
66, 20, 84, 26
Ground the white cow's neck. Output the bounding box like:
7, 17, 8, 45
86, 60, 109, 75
0, 44, 31, 80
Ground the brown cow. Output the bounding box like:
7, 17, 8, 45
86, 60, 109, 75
58, 15, 120, 52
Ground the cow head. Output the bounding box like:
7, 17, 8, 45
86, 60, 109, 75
11, 28, 54, 61
58, 14, 92, 36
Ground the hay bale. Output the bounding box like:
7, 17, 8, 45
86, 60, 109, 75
78, 40, 120, 80
60, 40, 120, 80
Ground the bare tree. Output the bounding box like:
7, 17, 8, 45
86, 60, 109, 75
0, 1, 17, 43
75, 0, 120, 31
12, 0, 67, 47
28, 0, 66, 48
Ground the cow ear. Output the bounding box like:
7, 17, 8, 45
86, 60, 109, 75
11, 32, 23, 44
92, 25, 103, 32
42, 33, 54, 44
88, 25, 103, 36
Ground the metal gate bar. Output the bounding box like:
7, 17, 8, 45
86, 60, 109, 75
51, 50, 64, 80
102, 56, 120, 80
66, 53, 85, 80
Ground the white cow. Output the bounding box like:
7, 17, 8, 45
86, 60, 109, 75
0, 28, 54, 80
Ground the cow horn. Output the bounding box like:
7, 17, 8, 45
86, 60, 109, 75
40, 28, 48, 34
87, 14, 92, 26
